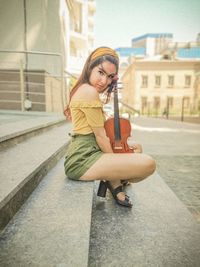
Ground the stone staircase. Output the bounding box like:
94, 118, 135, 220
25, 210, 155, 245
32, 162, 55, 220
89, 175, 200, 267
0, 159, 94, 267
0, 113, 200, 267
0, 110, 95, 267
0, 110, 71, 229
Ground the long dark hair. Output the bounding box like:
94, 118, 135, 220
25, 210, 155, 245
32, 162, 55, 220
64, 47, 119, 119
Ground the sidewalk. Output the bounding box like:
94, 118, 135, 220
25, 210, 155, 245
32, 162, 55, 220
131, 116, 200, 223
89, 117, 200, 266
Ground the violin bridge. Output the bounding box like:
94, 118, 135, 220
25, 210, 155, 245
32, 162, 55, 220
114, 146, 123, 150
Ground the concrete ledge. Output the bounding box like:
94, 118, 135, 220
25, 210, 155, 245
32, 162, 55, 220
0, 159, 94, 267
0, 123, 72, 231
0, 111, 66, 149
0, 143, 68, 231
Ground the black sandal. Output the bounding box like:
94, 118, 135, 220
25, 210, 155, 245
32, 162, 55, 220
97, 181, 132, 208
121, 180, 131, 187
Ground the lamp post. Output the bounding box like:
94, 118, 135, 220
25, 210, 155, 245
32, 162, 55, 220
166, 97, 170, 119
181, 97, 185, 122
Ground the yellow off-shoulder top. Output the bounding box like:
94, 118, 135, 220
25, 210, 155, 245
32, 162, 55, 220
69, 99, 105, 134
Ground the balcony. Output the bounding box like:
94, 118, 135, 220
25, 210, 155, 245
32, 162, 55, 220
88, 32, 94, 40
70, 30, 88, 50
88, 1, 96, 12
88, 17, 94, 27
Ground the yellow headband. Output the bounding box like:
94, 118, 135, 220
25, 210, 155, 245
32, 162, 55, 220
90, 47, 119, 61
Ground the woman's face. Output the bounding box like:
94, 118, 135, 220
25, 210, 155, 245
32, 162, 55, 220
89, 61, 117, 93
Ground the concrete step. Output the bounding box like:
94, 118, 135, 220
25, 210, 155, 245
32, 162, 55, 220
89, 173, 200, 267
0, 121, 72, 230
0, 158, 94, 267
0, 110, 66, 150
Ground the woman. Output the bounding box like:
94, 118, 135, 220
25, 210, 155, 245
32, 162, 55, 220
64, 47, 156, 208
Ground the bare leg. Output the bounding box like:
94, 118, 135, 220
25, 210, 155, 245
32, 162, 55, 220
121, 143, 143, 186
80, 153, 155, 203
80, 153, 156, 181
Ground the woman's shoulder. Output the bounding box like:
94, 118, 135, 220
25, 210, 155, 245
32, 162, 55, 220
70, 84, 102, 108
73, 83, 99, 101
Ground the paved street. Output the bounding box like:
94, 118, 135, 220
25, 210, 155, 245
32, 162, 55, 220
130, 116, 200, 223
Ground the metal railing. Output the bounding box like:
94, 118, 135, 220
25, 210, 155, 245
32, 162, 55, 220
0, 49, 75, 112
120, 101, 140, 116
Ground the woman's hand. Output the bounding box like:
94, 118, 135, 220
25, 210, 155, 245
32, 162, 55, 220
127, 141, 143, 153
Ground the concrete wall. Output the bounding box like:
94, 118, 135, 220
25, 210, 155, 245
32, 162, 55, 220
0, 0, 96, 112
45, 75, 62, 113
0, 0, 68, 75
146, 38, 155, 56
0, 0, 70, 112
0, 0, 25, 67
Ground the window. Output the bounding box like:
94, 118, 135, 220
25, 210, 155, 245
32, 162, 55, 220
154, 97, 160, 109
141, 97, 148, 114
167, 97, 173, 108
168, 75, 174, 87
185, 75, 191, 87
141, 75, 148, 87
155, 75, 161, 87
141, 97, 147, 107
163, 54, 171, 60
184, 97, 190, 108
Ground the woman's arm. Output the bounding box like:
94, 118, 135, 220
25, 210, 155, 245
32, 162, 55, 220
74, 84, 113, 153
92, 126, 113, 153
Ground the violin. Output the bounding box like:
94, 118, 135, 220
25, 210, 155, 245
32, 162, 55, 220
104, 81, 134, 153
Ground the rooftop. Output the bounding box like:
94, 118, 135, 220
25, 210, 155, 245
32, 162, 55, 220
115, 47, 146, 57
132, 33, 173, 43
177, 47, 200, 58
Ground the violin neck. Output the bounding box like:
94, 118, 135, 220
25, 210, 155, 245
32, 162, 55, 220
114, 86, 121, 140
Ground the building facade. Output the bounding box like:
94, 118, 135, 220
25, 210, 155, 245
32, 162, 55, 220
67, 0, 96, 75
122, 59, 200, 115
118, 33, 200, 116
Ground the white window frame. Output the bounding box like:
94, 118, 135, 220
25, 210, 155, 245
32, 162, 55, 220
141, 75, 148, 88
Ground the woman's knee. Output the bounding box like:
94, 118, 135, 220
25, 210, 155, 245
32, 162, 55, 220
145, 155, 156, 176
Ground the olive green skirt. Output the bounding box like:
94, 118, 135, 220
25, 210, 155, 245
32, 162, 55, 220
64, 133, 103, 180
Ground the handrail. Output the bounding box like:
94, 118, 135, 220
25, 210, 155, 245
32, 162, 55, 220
64, 70, 77, 79
0, 49, 62, 57
0, 49, 66, 111
0, 69, 75, 79
120, 101, 140, 115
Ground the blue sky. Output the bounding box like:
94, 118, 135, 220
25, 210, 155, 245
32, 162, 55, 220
94, 0, 200, 49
